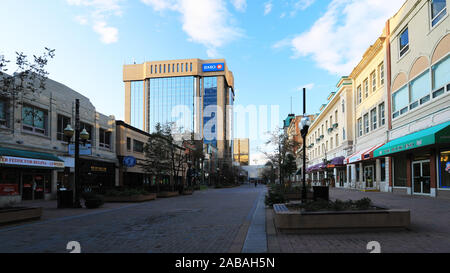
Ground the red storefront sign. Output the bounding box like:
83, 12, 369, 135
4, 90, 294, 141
0, 184, 19, 196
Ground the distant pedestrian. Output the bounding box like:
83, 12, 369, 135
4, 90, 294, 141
254, 181, 257, 187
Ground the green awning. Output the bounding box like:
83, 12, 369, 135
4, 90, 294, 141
0, 146, 65, 169
374, 121, 450, 157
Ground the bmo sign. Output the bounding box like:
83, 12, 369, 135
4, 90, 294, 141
202, 63, 225, 72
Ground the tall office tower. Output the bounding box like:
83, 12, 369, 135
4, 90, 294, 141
123, 59, 235, 160
233, 138, 250, 166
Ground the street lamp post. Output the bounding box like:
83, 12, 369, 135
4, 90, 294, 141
300, 88, 311, 203
64, 99, 90, 208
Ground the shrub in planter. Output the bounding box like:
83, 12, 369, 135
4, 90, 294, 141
265, 191, 286, 207
82, 192, 104, 209
105, 188, 150, 197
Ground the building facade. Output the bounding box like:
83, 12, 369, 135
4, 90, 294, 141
123, 59, 235, 161
374, 0, 450, 198
0, 78, 118, 206
233, 138, 250, 166
346, 31, 391, 192
306, 77, 354, 187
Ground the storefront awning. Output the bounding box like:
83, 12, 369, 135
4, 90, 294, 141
374, 121, 450, 158
345, 143, 384, 164
327, 156, 345, 168
0, 147, 64, 169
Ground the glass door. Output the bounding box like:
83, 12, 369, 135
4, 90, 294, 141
412, 160, 431, 195
364, 166, 375, 188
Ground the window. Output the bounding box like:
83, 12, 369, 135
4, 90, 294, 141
164, 64, 166, 73
342, 100, 345, 113
133, 139, 144, 153
410, 70, 431, 105
177, 63, 179, 72
151, 65, 153, 74
371, 108, 377, 131
399, 27, 409, 57
80, 122, 93, 144
57, 115, 71, 141
0, 99, 8, 128
22, 104, 48, 136
440, 150, 450, 188
127, 137, 131, 151
173, 64, 175, 72
431, 0, 447, 27
99, 128, 111, 149
379, 62, 385, 86
190, 63, 193, 72
168, 64, 170, 73
432, 55, 450, 97
379, 103, 385, 126
335, 110, 338, 124
364, 79, 369, 98
371, 71, 376, 92
159, 64, 161, 73
336, 134, 339, 147
364, 114, 369, 134
358, 118, 362, 137
381, 158, 386, 182
343, 128, 346, 140
392, 85, 409, 118
357, 85, 362, 104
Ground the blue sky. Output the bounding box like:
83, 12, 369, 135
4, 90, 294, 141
1, 0, 405, 164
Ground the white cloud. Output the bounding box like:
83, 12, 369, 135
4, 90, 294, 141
264, 1, 273, 15
67, 0, 123, 44
142, 0, 243, 57
276, 0, 405, 74
93, 21, 119, 44
298, 83, 315, 91
230, 0, 247, 12
290, 0, 316, 16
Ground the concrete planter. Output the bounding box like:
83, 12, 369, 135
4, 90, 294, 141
104, 194, 157, 203
182, 190, 193, 195
273, 204, 410, 233
0, 207, 42, 225
284, 192, 314, 201
157, 191, 180, 198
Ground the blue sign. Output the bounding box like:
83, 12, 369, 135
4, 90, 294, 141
123, 156, 137, 168
68, 144, 92, 156
202, 63, 225, 72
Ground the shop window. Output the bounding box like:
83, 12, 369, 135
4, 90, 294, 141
431, 0, 447, 27
432, 54, 450, 97
393, 155, 407, 187
0, 169, 20, 196
133, 139, 144, 153
440, 150, 450, 188
381, 158, 386, 182
22, 104, 48, 136
99, 128, 111, 149
80, 122, 93, 144
399, 27, 409, 57
0, 98, 9, 128
57, 115, 71, 141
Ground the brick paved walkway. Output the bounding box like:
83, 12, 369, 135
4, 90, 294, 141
0, 184, 264, 253
267, 188, 450, 253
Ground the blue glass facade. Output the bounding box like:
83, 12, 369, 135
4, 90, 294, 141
148, 76, 195, 133
203, 77, 218, 148
130, 81, 144, 131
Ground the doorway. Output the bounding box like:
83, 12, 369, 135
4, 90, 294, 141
412, 160, 431, 195
364, 165, 375, 188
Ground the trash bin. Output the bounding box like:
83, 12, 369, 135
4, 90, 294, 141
313, 186, 329, 201
57, 189, 73, 208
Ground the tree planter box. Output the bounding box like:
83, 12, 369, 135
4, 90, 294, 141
182, 190, 193, 195
273, 204, 410, 233
157, 191, 179, 198
104, 194, 157, 203
0, 207, 42, 225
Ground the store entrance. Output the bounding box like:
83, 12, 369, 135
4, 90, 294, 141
22, 172, 51, 201
412, 160, 431, 195
364, 165, 375, 188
